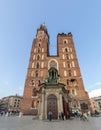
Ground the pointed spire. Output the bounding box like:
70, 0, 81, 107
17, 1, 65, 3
40, 22, 47, 31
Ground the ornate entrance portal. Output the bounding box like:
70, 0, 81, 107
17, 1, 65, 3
47, 94, 58, 119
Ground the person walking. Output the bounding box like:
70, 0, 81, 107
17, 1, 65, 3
48, 111, 52, 121
61, 112, 64, 120
59, 112, 61, 119
83, 112, 89, 121
19, 111, 23, 118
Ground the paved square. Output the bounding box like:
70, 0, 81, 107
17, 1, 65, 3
0, 116, 101, 130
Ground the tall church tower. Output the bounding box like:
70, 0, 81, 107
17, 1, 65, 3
21, 24, 90, 119
57, 32, 89, 111
21, 24, 50, 114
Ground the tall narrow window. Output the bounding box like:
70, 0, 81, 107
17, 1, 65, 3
32, 88, 37, 96
67, 62, 70, 68
66, 54, 69, 59
36, 62, 39, 68
65, 48, 68, 52
37, 55, 40, 60
35, 71, 38, 77
68, 70, 72, 77
38, 43, 41, 47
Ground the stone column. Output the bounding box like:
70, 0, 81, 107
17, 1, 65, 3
39, 88, 45, 119
59, 91, 63, 113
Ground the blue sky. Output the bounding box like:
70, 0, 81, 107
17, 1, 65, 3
0, 0, 101, 98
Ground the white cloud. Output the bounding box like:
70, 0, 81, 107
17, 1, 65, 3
89, 88, 101, 98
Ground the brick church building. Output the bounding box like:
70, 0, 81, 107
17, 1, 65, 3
21, 24, 90, 119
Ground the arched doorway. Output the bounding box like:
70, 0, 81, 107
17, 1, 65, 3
47, 94, 58, 119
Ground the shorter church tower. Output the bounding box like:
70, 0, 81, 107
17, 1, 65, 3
21, 24, 90, 119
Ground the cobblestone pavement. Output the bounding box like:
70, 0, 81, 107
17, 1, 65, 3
0, 116, 101, 130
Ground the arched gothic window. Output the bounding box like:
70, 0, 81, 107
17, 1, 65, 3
65, 48, 68, 52
67, 62, 70, 68
65, 47, 69, 52
35, 71, 38, 77
68, 70, 72, 77
32, 88, 37, 96
66, 54, 69, 59
36, 62, 39, 68
37, 55, 40, 60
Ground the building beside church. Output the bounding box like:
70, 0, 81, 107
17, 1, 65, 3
90, 96, 101, 113
0, 95, 22, 113
21, 24, 90, 119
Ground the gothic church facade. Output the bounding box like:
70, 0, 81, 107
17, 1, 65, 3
21, 24, 90, 119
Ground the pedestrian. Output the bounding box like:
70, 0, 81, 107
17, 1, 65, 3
48, 111, 52, 121
59, 112, 61, 119
19, 111, 23, 118
5, 111, 9, 117
83, 112, 89, 121
61, 112, 64, 120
